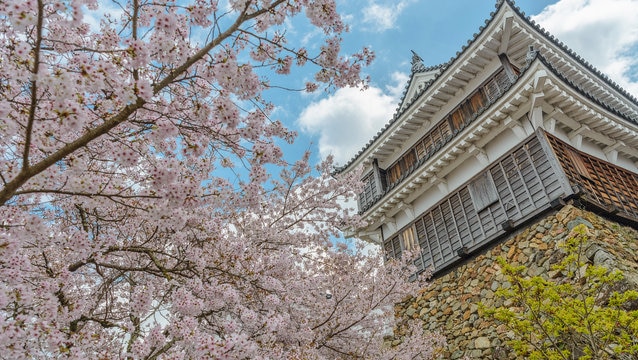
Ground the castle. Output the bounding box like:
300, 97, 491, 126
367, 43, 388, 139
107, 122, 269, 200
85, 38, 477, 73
336, 1, 638, 356
337, 0, 638, 277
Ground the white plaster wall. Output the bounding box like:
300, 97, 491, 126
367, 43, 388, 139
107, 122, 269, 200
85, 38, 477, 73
445, 156, 483, 191
581, 139, 605, 158
616, 154, 638, 172
549, 125, 570, 143
484, 128, 526, 162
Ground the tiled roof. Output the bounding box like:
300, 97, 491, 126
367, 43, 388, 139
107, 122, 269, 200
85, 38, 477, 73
535, 55, 638, 125
335, 0, 638, 174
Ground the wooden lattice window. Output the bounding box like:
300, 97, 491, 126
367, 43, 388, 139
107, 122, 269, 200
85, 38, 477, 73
415, 141, 427, 159
546, 131, 638, 220
438, 121, 452, 142
358, 171, 378, 209
483, 69, 509, 102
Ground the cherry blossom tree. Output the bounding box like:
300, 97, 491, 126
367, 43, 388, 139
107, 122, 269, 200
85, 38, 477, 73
0, 0, 442, 358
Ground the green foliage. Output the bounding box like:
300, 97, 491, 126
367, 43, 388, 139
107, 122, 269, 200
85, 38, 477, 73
483, 224, 638, 359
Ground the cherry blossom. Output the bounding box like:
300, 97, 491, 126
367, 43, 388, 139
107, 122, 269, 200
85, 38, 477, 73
0, 0, 441, 358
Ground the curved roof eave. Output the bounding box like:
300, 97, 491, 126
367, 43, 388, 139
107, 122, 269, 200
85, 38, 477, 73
536, 54, 638, 127
507, 0, 638, 109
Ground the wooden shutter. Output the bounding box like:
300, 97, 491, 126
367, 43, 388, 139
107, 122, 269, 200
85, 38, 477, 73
567, 148, 591, 178
468, 172, 499, 212
415, 140, 427, 159
384, 235, 402, 260
388, 163, 401, 184
403, 150, 416, 171
358, 171, 378, 209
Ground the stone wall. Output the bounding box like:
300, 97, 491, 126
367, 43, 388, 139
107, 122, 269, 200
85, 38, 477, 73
395, 205, 638, 359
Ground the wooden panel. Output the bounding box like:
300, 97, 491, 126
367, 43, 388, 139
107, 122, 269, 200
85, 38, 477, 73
383, 134, 566, 274
384, 235, 402, 261
450, 194, 470, 247
425, 212, 443, 266
414, 218, 433, 270
478, 207, 496, 236
403, 150, 417, 171
488, 200, 507, 230
451, 109, 465, 131
492, 164, 520, 219
439, 121, 452, 141
461, 187, 484, 246
442, 201, 461, 259
432, 207, 449, 268
415, 141, 427, 159
431, 126, 443, 147
469, 89, 487, 113
388, 163, 402, 185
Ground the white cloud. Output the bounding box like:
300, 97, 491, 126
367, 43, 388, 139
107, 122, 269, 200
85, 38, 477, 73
300, 27, 323, 48
83, 3, 124, 32
361, 1, 415, 32
532, 0, 638, 96
297, 73, 407, 165
386, 71, 410, 99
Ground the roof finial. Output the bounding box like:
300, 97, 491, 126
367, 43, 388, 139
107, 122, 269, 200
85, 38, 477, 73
526, 45, 537, 65
411, 50, 426, 73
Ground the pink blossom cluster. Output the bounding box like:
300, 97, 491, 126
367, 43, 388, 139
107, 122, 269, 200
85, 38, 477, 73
0, 0, 440, 358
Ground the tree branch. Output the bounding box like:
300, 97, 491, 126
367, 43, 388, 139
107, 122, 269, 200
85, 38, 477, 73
22, 0, 45, 171
0, 0, 286, 206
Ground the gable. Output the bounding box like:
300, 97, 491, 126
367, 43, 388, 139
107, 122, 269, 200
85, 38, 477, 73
398, 51, 441, 112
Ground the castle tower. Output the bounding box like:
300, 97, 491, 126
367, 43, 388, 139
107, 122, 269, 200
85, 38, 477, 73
335, 0, 638, 356
336, 0, 638, 276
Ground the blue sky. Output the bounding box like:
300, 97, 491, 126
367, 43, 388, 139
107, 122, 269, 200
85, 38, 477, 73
262, 0, 638, 168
